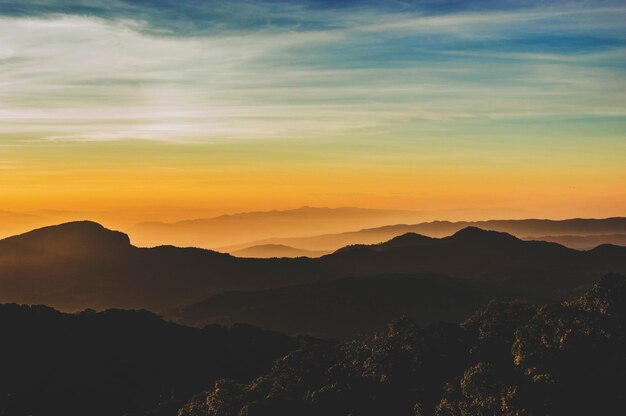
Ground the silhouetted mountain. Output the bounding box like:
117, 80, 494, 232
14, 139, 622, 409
179, 274, 626, 416
167, 274, 494, 339
169, 229, 626, 338
0, 220, 130, 257
0, 305, 296, 416
334, 232, 435, 254
221, 217, 626, 252
322, 228, 625, 299
231, 244, 331, 258
1, 222, 625, 313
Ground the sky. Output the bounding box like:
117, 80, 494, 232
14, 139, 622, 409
0, 0, 625, 235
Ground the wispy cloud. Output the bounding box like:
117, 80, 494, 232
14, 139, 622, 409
0, 1, 624, 143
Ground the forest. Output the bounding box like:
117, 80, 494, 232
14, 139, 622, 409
0, 274, 623, 416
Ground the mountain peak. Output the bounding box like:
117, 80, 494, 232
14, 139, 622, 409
379, 232, 434, 249
0, 221, 131, 256
448, 227, 519, 244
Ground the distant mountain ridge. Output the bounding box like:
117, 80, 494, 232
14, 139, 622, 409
131, 206, 428, 248
219, 217, 626, 253
231, 244, 331, 258
525, 233, 626, 250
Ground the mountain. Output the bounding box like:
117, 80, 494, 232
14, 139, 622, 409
131, 206, 428, 248
169, 229, 626, 337
321, 229, 626, 299
0, 304, 296, 416
167, 274, 495, 339
231, 244, 331, 258
0, 220, 130, 258
1, 221, 625, 313
220, 217, 626, 252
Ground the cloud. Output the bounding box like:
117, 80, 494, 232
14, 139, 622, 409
0, 1, 624, 143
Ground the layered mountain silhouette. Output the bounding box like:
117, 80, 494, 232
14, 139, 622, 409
220, 217, 626, 253
1, 221, 625, 318
525, 233, 626, 250
131, 206, 427, 248
231, 244, 331, 258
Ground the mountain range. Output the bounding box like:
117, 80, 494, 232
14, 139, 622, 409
130, 206, 428, 248
1, 220, 625, 338
220, 217, 626, 255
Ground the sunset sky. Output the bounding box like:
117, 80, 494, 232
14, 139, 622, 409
1, 0, 625, 236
